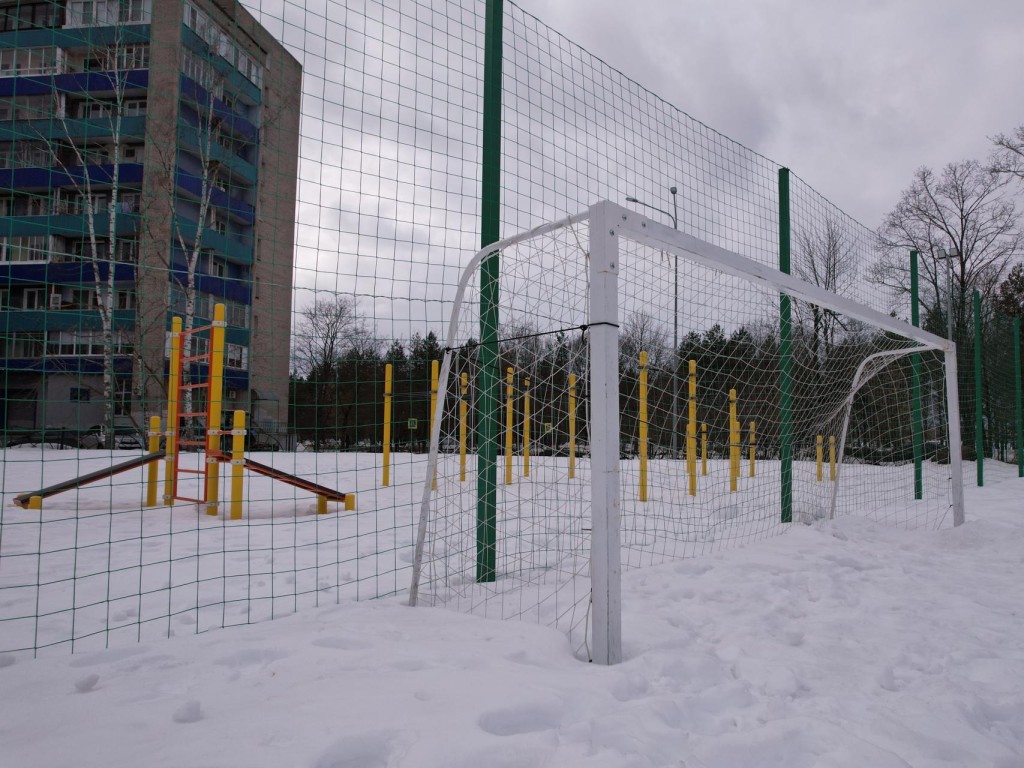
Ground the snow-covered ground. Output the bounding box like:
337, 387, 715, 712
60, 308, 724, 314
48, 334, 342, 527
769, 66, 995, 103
1, 455, 1022, 766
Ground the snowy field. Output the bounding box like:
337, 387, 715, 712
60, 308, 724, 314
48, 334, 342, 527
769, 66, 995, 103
1, 450, 1021, 765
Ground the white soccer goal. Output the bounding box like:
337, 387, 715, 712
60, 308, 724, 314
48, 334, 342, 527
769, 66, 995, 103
408, 201, 963, 665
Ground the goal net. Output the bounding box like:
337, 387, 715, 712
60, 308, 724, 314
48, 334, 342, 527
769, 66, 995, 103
408, 201, 963, 664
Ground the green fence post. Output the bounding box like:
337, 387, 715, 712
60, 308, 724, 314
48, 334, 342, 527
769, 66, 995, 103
974, 289, 983, 487
476, 0, 504, 582
1016, 317, 1023, 478
779, 168, 793, 523
910, 250, 923, 499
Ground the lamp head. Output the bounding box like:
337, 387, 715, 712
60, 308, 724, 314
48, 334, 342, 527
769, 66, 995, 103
670, 186, 677, 195
625, 196, 638, 203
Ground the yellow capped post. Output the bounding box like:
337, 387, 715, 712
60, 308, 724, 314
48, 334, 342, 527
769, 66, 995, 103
523, 377, 531, 478
230, 410, 245, 520
382, 363, 393, 487
568, 373, 577, 480
459, 371, 468, 482
829, 435, 837, 481
165, 316, 182, 505
146, 415, 161, 507
687, 359, 697, 497
816, 435, 824, 482
505, 367, 514, 485
638, 351, 649, 502
205, 303, 226, 516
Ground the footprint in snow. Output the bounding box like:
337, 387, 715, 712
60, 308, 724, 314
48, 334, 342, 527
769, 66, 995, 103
74, 673, 100, 693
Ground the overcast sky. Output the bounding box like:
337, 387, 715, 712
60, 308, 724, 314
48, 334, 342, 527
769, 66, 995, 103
511, 0, 1024, 228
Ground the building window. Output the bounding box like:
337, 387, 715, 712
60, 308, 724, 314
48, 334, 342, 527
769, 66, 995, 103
70, 387, 91, 402
1, 2, 63, 31
182, 1, 263, 88
6, 331, 45, 357
225, 343, 247, 370
66, 0, 150, 27
1, 236, 51, 263
0, 47, 62, 77
0, 94, 61, 121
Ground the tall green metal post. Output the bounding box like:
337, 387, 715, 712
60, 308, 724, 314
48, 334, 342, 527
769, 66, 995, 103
1015, 317, 1023, 478
778, 168, 793, 523
476, 0, 503, 582
973, 289, 983, 487
910, 250, 923, 499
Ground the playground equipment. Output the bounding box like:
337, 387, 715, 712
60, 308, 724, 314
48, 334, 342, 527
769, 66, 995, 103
13, 451, 166, 509
14, 304, 352, 518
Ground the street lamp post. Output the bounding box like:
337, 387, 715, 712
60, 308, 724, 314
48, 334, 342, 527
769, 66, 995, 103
938, 245, 960, 343
626, 187, 680, 457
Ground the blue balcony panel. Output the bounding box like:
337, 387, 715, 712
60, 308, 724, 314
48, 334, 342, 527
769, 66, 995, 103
0, 68, 148, 98
0, 260, 135, 284
175, 169, 254, 224
0, 162, 143, 191
177, 125, 257, 185
178, 77, 258, 143
0, 355, 135, 374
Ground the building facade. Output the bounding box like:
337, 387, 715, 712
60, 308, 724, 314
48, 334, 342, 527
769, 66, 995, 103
0, 0, 299, 445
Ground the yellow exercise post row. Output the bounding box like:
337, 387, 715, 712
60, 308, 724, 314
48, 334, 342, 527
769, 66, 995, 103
816, 435, 837, 481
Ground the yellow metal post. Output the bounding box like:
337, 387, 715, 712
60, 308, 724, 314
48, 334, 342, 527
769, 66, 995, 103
523, 377, 531, 478
230, 409, 245, 520
146, 415, 160, 507
701, 422, 707, 476
28, 495, 42, 510
505, 367, 514, 485
816, 435, 824, 482
205, 303, 226, 516
459, 371, 468, 482
749, 421, 756, 478
382, 363, 393, 487
165, 316, 182, 506
638, 351, 649, 502
316, 496, 327, 515
687, 359, 697, 497
829, 435, 837, 481
568, 372, 577, 480
430, 360, 439, 490
344, 494, 356, 511
729, 389, 738, 493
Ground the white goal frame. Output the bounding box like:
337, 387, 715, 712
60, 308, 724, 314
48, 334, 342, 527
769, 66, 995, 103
410, 200, 964, 665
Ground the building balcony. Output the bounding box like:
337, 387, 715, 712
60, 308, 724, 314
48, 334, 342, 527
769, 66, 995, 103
0, 114, 147, 143
0, 307, 135, 332
0, 210, 142, 240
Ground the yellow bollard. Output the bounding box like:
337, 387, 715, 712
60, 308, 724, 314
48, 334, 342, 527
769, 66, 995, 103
523, 377, 531, 478
165, 316, 182, 505
28, 495, 42, 510
459, 372, 468, 482
638, 351, 649, 502
701, 422, 707, 476
344, 494, 356, 511
316, 495, 327, 515
230, 410, 245, 520
816, 435, 824, 482
505, 367, 514, 485
205, 303, 226, 516
430, 360, 439, 490
729, 389, 739, 492
829, 435, 837, 481
749, 421, 756, 478
568, 373, 577, 480
382, 363, 393, 487
687, 360, 697, 497
146, 415, 161, 507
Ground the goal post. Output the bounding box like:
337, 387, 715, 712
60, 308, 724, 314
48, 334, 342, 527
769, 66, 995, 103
409, 200, 963, 665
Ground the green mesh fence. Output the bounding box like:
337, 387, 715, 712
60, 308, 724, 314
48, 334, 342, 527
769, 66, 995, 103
0, 0, 1002, 658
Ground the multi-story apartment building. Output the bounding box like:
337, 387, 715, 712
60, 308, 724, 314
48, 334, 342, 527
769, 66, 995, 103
0, 0, 299, 446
